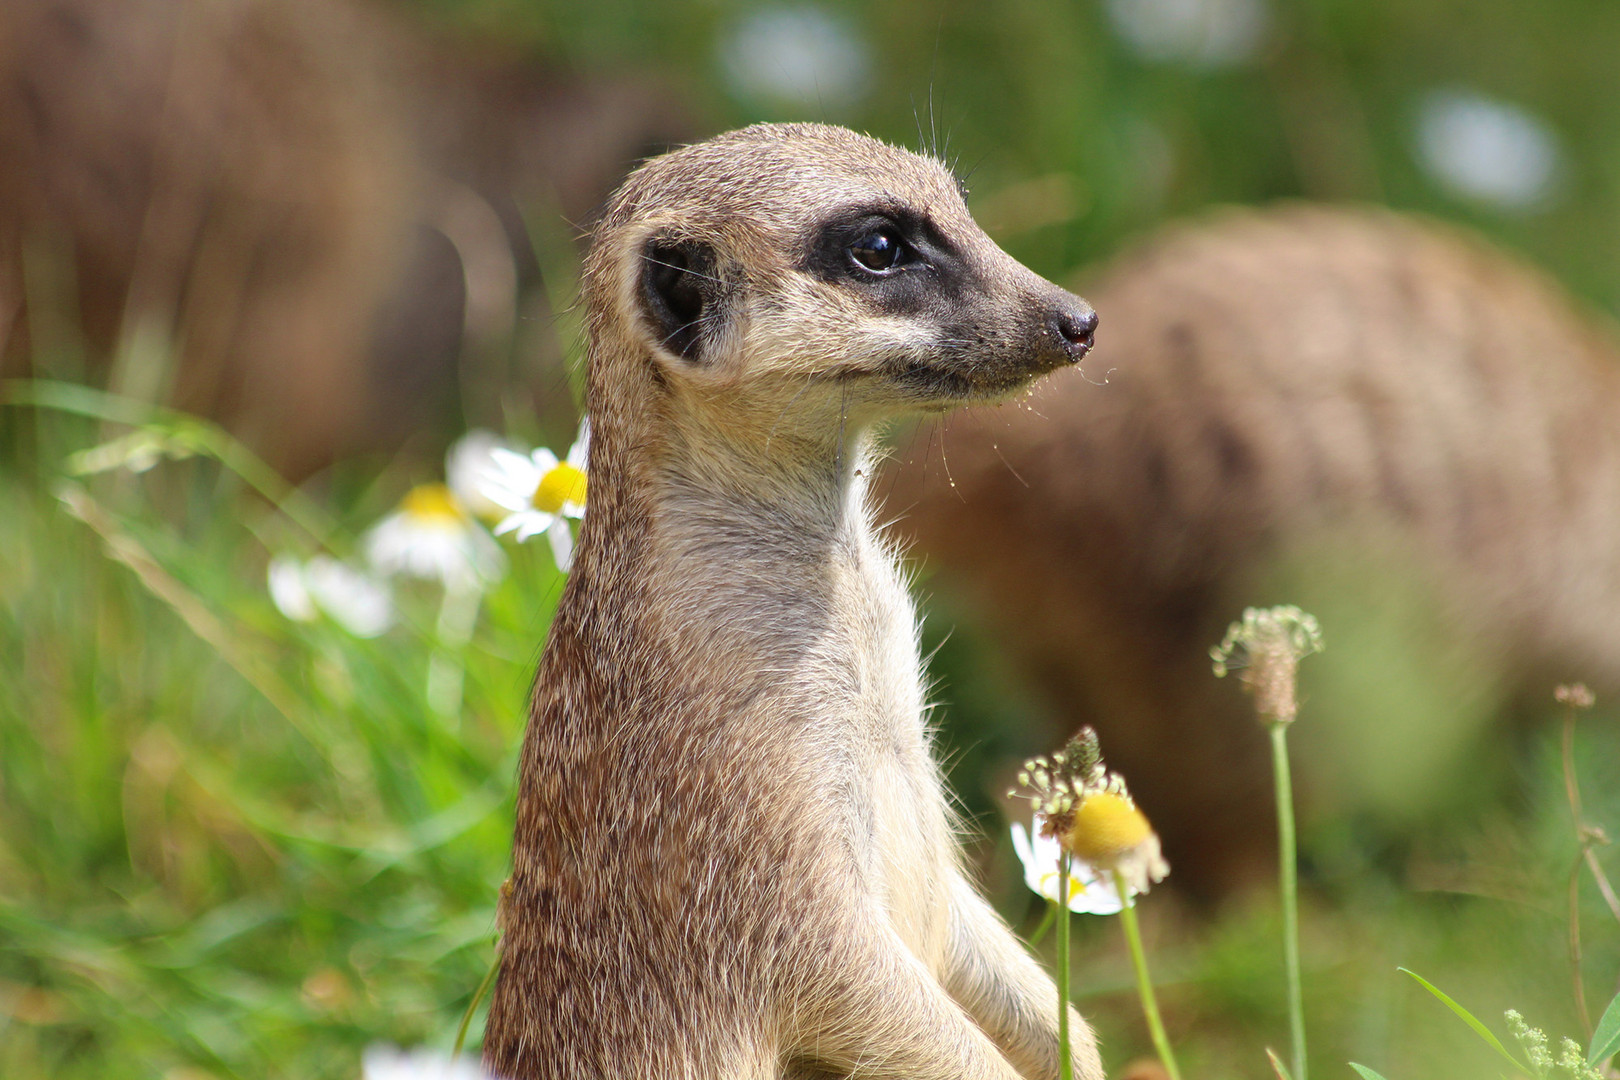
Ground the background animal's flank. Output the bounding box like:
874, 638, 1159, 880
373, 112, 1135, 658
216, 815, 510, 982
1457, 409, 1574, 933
892, 205, 1620, 892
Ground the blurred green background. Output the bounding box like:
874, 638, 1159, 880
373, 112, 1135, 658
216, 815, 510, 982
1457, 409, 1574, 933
3, 0, 1619, 1077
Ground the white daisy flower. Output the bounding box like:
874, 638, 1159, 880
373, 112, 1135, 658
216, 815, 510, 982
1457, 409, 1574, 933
1105, 0, 1269, 70
719, 6, 871, 110
481, 421, 589, 572
361, 1045, 491, 1080
1414, 89, 1560, 210
1062, 790, 1170, 899
267, 554, 394, 637
268, 555, 318, 622
1011, 818, 1126, 916
445, 429, 518, 523
364, 483, 505, 593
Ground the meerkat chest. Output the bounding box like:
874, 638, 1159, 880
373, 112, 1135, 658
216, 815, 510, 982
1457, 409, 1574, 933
827, 546, 956, 960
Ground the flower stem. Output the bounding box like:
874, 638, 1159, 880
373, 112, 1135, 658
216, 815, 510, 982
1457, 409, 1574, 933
1114, 867, 1179, 1080
1271, 721, 1307, 1080
427, 585, 481, 721
1057, 852, 1072, 1080
1114, 870, 1180, 1080
1027, 901, 1057, 946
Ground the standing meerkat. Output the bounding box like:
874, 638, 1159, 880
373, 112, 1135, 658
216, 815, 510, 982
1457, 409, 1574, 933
483, 123, 1103, 1080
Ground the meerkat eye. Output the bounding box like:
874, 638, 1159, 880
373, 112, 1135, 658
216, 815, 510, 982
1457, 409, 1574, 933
848, 228, 910, 274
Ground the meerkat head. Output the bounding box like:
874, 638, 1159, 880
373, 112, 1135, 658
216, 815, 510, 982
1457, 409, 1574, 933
581, 123, 1096, 439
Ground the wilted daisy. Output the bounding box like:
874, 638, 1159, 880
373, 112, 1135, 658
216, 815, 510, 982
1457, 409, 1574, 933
268, 554, 394, 637
361, 1045, 491, 1080
1014, 727, 1179, 1078
1010, 817, 1124, 915
365, 483, 505, 593
1062, 788, 1170, 897
1010, 726, 1169, 899
481, 421, 589, 571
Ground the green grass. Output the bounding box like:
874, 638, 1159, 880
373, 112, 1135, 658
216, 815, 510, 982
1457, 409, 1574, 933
3, 402, 1618, 1079
0, 410, 564, 1078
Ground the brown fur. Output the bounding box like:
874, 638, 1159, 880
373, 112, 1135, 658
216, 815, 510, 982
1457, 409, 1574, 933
484, 124, 1105, 1080
889, 205, 1620, 893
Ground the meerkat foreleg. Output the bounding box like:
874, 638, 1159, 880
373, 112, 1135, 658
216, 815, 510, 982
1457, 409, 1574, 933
789, 915, 1028, 1080
941, 876, 1106, 1080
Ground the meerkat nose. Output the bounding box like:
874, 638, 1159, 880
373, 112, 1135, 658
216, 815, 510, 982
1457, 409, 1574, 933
1050, 301, 1099, 361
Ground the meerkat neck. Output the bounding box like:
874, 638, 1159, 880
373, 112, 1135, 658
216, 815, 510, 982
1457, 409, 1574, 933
586, 382, 882, 555
561, 403, 887, 692
658, 415, 875, 539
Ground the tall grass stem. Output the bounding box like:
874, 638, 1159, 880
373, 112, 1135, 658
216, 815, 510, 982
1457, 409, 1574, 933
1271, 721, 1307, 1080
7, 379, 338, 543
453, 953, 500, 1057
428, 585, 482, 720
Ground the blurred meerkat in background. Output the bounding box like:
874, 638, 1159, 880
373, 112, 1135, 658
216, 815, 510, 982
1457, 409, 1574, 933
891, 205, 1620, 894
0, 0, 688, 476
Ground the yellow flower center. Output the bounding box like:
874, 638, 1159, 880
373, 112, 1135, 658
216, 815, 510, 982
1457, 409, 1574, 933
532, 463, 587, 514
1041, 870, 1090, 902
400, 482, 466, 523
1064, 792, 1152, 863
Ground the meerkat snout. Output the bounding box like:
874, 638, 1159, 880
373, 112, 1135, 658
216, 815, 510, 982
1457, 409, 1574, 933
1050, 301, 1099, 361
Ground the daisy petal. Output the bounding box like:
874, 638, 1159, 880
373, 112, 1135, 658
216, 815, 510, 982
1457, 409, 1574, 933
547, 518, 575, 571
268, 556, 317, 622
566, 418, 591, 470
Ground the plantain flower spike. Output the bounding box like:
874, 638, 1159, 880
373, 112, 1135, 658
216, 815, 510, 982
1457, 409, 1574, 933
1555, 682, 1595, 710
1210, 605, 1324, 725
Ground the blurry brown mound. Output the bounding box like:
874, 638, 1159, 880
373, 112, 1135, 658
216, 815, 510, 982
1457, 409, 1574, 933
889, 205, 1620, 897
0, 0, 687, 476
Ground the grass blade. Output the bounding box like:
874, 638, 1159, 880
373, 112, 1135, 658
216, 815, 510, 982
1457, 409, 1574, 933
1590, 988, 1620, 1065
1398, 968, 1524, 1072
1348, 1064, 1389, 1080
1266, 1047, 1296, 1080
453, 952, 501, 1057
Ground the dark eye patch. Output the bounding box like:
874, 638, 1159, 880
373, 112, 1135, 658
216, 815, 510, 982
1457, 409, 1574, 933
800, 205, 952, 285
799, 204, 976, 323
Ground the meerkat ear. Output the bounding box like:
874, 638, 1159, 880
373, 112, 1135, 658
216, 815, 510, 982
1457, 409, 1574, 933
640, 237, 717, 361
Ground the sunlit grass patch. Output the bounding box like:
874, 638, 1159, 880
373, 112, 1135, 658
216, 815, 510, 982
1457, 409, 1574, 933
0, 403, 563, 1079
